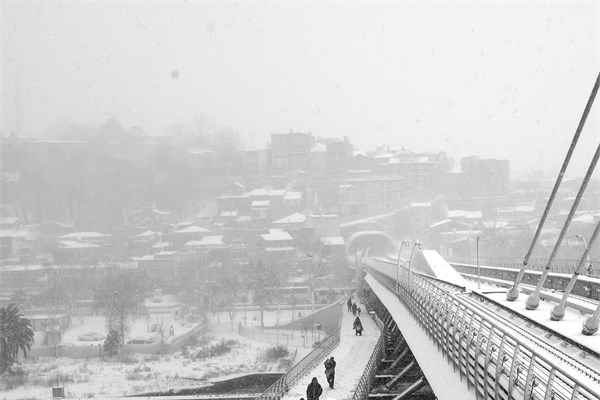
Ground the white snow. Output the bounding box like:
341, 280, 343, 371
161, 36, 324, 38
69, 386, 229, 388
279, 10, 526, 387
2, 310, 304, 400
282, 301, 379, 400
365, 273, 475, 400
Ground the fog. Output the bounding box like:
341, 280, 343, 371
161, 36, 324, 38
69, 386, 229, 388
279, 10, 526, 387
1, 3, 600, 399
2, 1, 599, 176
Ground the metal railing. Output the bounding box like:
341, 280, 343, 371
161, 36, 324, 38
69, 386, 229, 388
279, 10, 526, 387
255, 327, 341, 400
238, 326, 327, 348
449, 256, 598, 278
351, 313, 384, 400
366, 263, 600, 400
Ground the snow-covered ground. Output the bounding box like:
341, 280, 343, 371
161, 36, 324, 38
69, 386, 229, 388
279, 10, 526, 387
1, 309, 305, 400
283, 300, 380, 400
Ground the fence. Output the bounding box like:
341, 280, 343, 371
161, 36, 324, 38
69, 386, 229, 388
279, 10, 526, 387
451, 262, 600, 301
254, 327, 341, 400
366, 263, 600, 400
27, 322, 205, 359
238, 326, 327, 348
275, 301, 343, 334
449, 256, 599, 278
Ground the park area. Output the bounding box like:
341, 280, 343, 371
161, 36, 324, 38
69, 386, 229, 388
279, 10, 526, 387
0, 308, 313, 400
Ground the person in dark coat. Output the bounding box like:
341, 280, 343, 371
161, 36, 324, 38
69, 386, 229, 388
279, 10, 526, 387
353, 316, 363, 336
346, 297, 352, 312
324, 356, 336, 388
306, 377, 323, 400
357, 307, 361, 316
351, 302, 357, 316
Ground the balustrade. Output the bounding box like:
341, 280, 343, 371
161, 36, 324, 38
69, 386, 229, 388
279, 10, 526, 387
367, 265, 599, 400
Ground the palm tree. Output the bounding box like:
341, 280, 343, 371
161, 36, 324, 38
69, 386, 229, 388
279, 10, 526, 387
0, 304, 34, 375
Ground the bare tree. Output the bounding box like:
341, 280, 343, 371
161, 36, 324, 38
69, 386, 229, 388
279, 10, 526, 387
94, 273, 144, 344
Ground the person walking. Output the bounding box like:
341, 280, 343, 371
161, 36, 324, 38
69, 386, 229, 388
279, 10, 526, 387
346, 297, 352, 312
351, 302, 357, 316
357, 307, 361, 316
324, 356, 336, 389
353, 316, 363, 336
306, 377, 323, 400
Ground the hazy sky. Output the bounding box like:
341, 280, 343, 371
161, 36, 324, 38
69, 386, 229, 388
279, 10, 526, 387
2, 1, 599, 177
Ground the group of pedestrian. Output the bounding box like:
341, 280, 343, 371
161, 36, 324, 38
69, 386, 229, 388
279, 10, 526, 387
346, 297, 364, 336
346, 297, 361, 316
302, 356, 336, 400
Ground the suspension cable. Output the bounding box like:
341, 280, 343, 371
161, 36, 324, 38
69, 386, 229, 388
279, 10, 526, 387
507, 71, 600, 301
526, 141, 600, 310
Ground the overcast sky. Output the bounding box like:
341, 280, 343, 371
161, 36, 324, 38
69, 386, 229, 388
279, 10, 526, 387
2, 1, 599, 177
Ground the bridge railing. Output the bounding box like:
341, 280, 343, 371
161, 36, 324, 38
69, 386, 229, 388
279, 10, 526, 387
255, 328, 341, 400
366, 264, 600, 400
449, 256, 598, 277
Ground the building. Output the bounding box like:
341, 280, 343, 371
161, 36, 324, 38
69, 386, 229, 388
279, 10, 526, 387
270, 132, 315, 173
338, 185, 367, 216
459, 156, 510, 198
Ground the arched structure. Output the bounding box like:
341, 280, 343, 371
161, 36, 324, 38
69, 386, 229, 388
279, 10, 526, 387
345, 230, 397, 265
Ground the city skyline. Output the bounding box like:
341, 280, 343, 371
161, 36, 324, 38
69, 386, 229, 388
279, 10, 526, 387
2, 2, 599, 177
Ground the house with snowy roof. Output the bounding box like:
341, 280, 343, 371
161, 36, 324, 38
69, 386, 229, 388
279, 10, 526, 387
272, 212, 306, 230
170, 225, 212, 247
260, 229, 295, 259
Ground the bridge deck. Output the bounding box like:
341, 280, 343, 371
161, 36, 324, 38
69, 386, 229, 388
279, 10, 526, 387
365, 274, 475, 400
282, 301, 379, 400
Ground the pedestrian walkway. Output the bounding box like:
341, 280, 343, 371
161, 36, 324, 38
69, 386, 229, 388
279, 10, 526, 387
282, 300, 380, 400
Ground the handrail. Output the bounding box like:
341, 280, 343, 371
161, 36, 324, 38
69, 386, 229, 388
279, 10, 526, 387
366, 261, 600, 400
449, 256, 598, 277
255, 327, 341, 400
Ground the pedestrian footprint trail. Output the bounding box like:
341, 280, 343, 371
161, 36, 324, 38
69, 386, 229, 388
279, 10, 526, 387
282, 301, 380, 400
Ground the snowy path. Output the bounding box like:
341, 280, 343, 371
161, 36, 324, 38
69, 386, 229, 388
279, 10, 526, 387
282, 301, 379, 400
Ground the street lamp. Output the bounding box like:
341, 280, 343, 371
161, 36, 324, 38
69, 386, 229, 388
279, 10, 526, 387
396, 241, 410, 292
407, 241, 421, 293
575, 235, 593, 275
306, 254, 316, 313
476, 236, 481, 289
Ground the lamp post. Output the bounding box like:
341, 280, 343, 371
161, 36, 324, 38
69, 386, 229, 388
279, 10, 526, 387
408, 241, 421, 293
476, 236, 481, 289
307, 254, 316, 313
575, 234, 592, 275
396, 241, 410, 292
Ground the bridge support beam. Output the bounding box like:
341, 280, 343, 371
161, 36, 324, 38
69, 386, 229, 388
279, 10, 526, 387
391, 376, 428, 400
383, 347, 411, 374
390, 337, 406, 356
383, 360, 416, 391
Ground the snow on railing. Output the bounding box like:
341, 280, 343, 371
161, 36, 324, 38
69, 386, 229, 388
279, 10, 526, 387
255, 327, 341, 400
366, 265, 600, 400
449, 256, 598, 277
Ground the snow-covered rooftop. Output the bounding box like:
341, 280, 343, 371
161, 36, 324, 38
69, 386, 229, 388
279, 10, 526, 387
284, 191, 303, 200
59, 231, 111, 239
320, 236, 345, 246
448, 210, 482, 219
185, 235, 224, 247
252, 200, 270, 207
272, 212, 306, 224
59, 240, 101, 249
261, 229, 293, 242
174, 225, 210, 234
